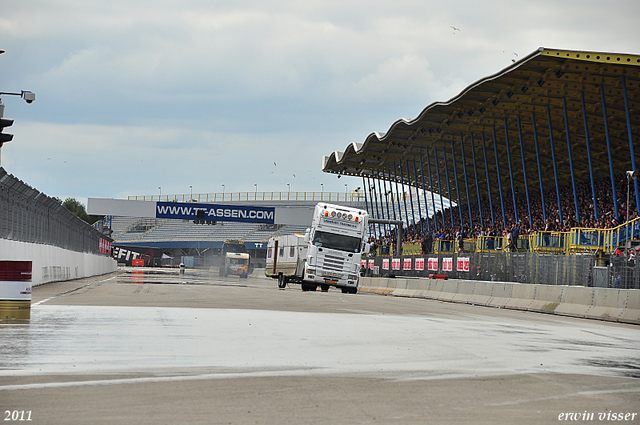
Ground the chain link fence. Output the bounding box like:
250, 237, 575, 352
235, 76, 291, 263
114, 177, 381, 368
363, 251, 638, 289
1, 167, 109, 254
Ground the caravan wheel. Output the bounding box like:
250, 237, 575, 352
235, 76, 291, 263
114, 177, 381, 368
277, 274, 287, 289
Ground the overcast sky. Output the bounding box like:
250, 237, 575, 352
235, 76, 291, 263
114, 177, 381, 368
1, 0, 639, 203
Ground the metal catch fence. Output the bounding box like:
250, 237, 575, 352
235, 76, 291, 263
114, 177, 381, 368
0, 168, 110, 255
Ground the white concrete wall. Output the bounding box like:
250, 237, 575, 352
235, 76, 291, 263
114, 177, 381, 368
359, 277, 640, 325
1, 239, 117, 286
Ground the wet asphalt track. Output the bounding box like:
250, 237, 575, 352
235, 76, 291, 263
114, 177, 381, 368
1, 268, 639, 424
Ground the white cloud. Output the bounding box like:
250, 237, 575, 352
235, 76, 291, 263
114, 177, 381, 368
1, 0, 639, 201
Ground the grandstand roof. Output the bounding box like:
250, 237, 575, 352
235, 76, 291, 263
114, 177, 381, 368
322, 47, 640, 204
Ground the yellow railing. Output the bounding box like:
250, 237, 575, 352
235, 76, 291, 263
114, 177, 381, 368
530, 232, 569, 254
433, 239, 456, 254
128, 191, 366, 203
402, 242, 422, 255
476, 235, 507, 252
567, 227, 604, 253
370, 221, 638, 256
602, 217, 640, 253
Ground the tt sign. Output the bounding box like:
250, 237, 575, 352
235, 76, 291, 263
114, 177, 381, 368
156, 202, 275, 224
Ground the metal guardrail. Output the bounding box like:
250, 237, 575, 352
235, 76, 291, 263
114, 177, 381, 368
128, 191, 366, 203
602, 218, 640, 252
0, 167, 110, 254
530, 232, 568, 254
378, 222, 640, 256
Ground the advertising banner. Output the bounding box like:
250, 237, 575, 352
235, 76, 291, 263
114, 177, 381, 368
428, 258, 438, 271
403, 258, 412, 270
415, 258, 425, 271
156, 202, 275, 224
382, 259, 390, 270
443, 258, 453, 272
457, 257, 470, 272
391, 258, 401, 270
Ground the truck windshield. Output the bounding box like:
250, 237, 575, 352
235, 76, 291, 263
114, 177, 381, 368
223, 244, 247, 254
312, 231, 361, 253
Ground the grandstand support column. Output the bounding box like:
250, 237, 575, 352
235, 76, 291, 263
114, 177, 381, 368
481, 132, 495, 226
374, 171, 387, 235
580, 92, 599, 221
502, 121, 518, 225
469, 134, 484, 226
363, 175, 375, 236
383, 168, 398, 226
442, 148, 455, 228
517, 116, 533, 227
362, 175, 370, 216
371, 174, 382, 235
418, 152, 431, 232
433, 148, 446, 229
458, 135, 473, 227
532, 111, 547, 222
425, 148, 438, 231
600, 84, 619, 221
546, 105, 563, 223
562, 97, 580, 224
382, 170, 394, 235
405, 160, 417, 234
393, 163, 404, 229
491, 126, 506, 227
411, 160, 424, 235
367, 175, 380, 237
621, 76, 639, 215
398, 160, 411, 230
451, 140, 464, 228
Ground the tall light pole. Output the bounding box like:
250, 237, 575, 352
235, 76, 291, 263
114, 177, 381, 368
222, 184, 225, 201
189, 185, 193, 202
321, 183, 324, 200
158, 186, 161, 201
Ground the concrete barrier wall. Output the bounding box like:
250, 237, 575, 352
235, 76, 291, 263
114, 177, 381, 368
359, 276, 640, 325
1, 239, 117, 286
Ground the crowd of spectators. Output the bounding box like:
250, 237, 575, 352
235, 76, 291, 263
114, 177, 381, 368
367, 173, 639, 255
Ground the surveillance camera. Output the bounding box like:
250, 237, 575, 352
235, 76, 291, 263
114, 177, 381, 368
21, 91, 35, 104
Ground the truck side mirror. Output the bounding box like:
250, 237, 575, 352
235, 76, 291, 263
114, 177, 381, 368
363, 243, 371, 254
304, 229, 311, 243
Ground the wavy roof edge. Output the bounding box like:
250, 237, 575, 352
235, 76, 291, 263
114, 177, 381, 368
322, 46, 640, 174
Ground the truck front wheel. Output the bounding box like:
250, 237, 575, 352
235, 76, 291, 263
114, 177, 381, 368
277, 274, 287, 289
301, 283, 317, 292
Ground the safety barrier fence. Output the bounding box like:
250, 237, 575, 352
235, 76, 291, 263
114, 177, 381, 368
361, 251, 639, 289
387, 218, 640, 256
0, 168, 110, 255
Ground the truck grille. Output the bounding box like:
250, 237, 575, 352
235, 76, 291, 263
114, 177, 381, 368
320, 254, 345, 272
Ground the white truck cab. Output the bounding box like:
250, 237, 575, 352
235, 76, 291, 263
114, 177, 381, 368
266, 203, 369, 293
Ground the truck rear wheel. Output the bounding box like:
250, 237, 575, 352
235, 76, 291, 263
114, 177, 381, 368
277, 274, 287, 289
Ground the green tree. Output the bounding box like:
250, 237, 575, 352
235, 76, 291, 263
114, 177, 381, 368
62, 197, 91, 224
